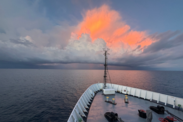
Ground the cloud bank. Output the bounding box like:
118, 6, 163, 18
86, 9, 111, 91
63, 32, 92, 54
0, 1, 183, 70
76, 5, 155, 49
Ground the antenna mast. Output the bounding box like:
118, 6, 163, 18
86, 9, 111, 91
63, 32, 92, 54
103, 48, 109, 89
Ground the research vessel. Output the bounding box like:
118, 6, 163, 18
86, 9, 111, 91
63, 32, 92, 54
67, 49, 183, 122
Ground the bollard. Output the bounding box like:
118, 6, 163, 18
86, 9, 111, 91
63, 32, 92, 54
112, 98, 115, 103
106, 96, 109, 101
124, 95, 129, 103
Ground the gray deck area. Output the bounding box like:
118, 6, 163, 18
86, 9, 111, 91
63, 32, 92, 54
87, 92, 183, 122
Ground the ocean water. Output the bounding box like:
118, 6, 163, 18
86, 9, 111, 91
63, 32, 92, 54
0, 69, 183, 122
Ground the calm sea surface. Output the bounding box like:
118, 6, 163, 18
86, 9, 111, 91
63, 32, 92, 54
0, 69, 183, 122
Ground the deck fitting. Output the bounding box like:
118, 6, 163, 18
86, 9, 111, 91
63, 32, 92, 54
105, 100, 117, 105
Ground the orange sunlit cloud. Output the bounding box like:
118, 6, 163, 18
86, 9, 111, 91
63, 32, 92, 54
76, 5, 156, 50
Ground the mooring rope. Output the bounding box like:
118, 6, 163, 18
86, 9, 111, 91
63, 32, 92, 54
165, 110, 183, 122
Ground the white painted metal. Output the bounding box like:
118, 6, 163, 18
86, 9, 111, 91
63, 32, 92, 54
71, 115, 76, 122
88, 89, 94, 98
83, 94, 90, 105
98, 83, 102, 89
81, 97, 88, 108
165, 95, 168, 105
140, 90, 146, 98
78, 100, 87, 112
85, 90, 92, 100
146, 91, 153, 101
103, 88, 115, 95
135, 89, 140, 97
92, 85, 97, 91
67, 83, 183, 122
153, 92, 159, 102
168, 96, 176, 108
89, 85, 94, 92
85, 91, 91, 102
121, 85, 124, 93
83, 93, 89, 104
98, 83, 103, 89
122, 86, 127, 94
95, 84, 100, 91
176, 98, 183, 107
159, 94, 167, 104
77, 105, 85, 117
131, 88, 136, 96
75, 109, 83, 121
114, 84, 118, 91
127, 87, 131, 95
118, 85, 123, 93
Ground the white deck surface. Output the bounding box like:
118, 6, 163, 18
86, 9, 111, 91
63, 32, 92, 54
87, 92, 183, 122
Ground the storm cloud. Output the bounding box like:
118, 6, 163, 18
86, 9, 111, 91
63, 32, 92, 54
0, 0, 183, 70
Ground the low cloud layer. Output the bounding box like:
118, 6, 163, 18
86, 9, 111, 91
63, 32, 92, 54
0, 1, 183, 70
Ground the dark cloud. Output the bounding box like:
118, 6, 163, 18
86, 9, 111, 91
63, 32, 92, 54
110, 31, 183, 70
144, 31, 182, 53
0, 0, 183, 70
132, 45, 141, 52
0, 28, 6, 34
0, 31, 183, 70
9, 39, 34, 47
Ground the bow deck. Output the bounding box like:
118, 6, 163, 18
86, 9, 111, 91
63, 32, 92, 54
87, 92, 183, 122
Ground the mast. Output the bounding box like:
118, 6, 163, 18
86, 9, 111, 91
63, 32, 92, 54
103, 49, 109, 89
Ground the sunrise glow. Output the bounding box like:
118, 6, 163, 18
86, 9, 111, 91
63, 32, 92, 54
76, 5, 156, 50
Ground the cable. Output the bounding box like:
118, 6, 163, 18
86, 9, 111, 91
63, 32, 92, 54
165, 110, 183, 122
107, 66, 113, 88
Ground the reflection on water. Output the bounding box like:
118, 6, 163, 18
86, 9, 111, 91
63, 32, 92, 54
0, 69, 182, 122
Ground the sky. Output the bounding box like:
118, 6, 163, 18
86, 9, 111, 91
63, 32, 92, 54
0, 0, 183, 70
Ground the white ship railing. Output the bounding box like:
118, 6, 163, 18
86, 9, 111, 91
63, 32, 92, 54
67, 83, 183, 122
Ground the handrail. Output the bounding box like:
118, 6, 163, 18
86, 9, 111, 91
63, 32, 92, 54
67, 83, 183, 122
